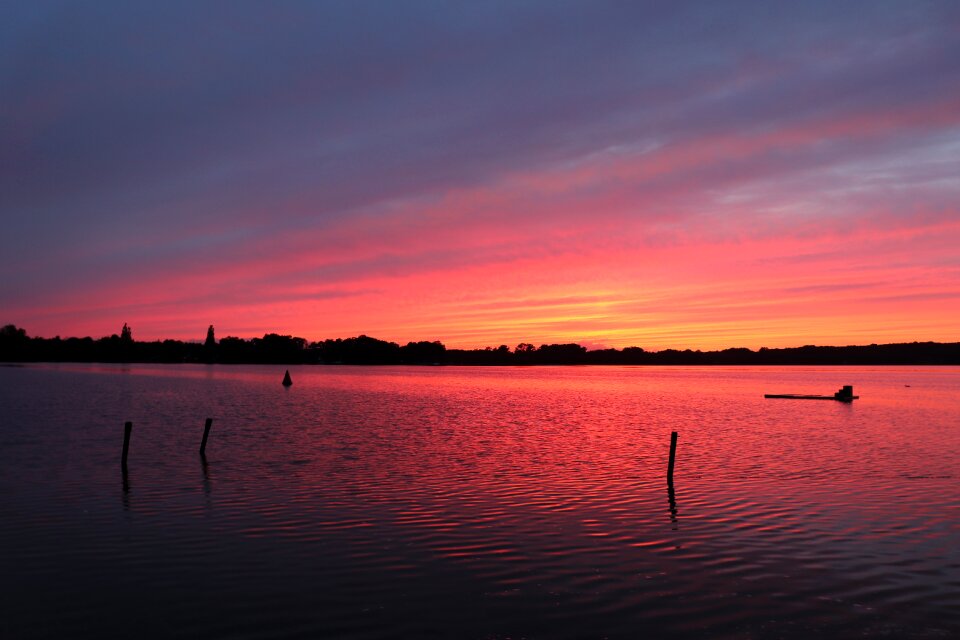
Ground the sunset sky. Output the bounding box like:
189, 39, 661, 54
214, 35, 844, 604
2, 1, 959, 350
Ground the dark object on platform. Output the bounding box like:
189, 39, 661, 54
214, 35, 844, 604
282, 370, 293, 386
199, 418, 213, 456
121, 421, 132, 467
667, 431, 678, 482
765, 385, 859, 402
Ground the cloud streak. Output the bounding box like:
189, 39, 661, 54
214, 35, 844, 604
2, 1, 959, 348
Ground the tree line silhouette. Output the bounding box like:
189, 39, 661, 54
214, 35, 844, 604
2, 323, 958, 365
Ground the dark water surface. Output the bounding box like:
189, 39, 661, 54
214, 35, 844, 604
2, 364, 958, 638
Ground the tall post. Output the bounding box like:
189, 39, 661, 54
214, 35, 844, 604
667, 431, 678, 483
121, 421, 132, 468
199, 418, 213, 456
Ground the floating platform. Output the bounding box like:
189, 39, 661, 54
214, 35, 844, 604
764, 385, 858, 402
764, 393, 860, 401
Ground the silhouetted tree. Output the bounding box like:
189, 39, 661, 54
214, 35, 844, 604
3, 324, 960, 365
514, 342, 536, 364
218, 336, 252, 363
0, 324, 30, 360
446, 344, 513, 365
400, 340, 446, 364
536, 343, 587, 364
0, 324, 27, 341
317, 335, 401, 364
201, 325, 218, 363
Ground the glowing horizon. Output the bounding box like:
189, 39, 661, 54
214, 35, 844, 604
3, 2, 959, 351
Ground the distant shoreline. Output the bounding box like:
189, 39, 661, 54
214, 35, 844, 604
2, 325, 958, 366
8, 361, 960, 368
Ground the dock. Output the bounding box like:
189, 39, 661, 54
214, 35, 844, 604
765, 385, 858, 402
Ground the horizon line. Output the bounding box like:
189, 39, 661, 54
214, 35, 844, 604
4, 324, 957, 354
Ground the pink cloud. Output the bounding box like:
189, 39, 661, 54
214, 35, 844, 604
7, 61, 960, 349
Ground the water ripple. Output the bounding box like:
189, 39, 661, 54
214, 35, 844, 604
1, 364, 958, 638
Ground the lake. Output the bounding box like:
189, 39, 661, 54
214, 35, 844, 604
1, 363, 958, 638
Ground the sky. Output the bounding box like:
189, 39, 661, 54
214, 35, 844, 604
2, 1, 959, 350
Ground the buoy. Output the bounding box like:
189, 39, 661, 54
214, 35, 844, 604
282, 370, 293, 386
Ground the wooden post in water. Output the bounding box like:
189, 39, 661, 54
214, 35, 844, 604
121, 421, 132, 468
199, 418, 213, 456
667, 431, 678, 483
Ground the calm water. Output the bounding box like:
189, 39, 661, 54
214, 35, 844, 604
1, 364, 958, 638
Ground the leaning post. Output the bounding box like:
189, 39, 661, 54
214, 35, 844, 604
121, 421, 133, 468
667, 431, 678, 483
199, 418, 213, 456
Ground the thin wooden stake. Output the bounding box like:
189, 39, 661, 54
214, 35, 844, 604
121, 421, 132, 468
199, 418, 213, 456
667, 431, 678, 482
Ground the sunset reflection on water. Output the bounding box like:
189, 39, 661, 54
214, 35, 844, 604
2, 364, 958, 638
